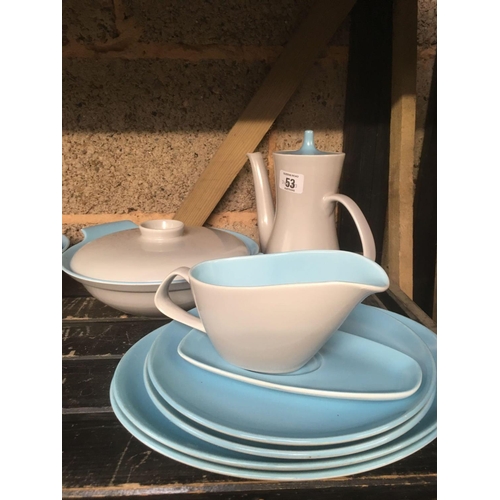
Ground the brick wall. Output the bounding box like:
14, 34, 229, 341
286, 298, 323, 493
62, 0, 436, 245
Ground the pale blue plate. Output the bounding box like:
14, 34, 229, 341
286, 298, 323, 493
110, 327, 434, 472
178, 328, 423, 401
111, 390, 436, 479
144, 365, 434, 459
111, 392, 435, 479
110, 308, 437, 478
146, 304, 436, 446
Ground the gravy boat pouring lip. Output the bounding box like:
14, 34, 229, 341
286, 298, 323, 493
188, 250, 389, 291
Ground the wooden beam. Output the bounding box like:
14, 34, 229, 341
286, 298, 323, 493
413, 59, 437, 318
432, 265, 437, 322
337, 0, 393, 263
174, 0, 356, 226
385, 0, 418, 297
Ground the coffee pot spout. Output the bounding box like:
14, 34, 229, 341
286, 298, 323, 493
247, 152, 275, 252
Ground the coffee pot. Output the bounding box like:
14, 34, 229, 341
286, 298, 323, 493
247, 130, 376, 260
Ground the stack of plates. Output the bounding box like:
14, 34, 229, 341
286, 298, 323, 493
110, 304, 437, 480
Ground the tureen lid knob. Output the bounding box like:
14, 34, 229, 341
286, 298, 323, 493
139, 219, 185, 241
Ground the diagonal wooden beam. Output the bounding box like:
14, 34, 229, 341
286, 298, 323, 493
174, 0, 356, 226
387, 282, 437, 333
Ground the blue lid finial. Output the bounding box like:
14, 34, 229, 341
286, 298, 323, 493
297, 130, 321, 154
303, 130, 315, 148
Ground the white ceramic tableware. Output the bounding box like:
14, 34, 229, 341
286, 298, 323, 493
70, 219, 249, 282
62, 220, 259, 317
154, 250, 389, 373
247, 130, 376, 259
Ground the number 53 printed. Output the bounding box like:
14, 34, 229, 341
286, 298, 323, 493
279, 170, 304, 194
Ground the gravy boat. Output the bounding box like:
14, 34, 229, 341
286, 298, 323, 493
155, 250, 390, 374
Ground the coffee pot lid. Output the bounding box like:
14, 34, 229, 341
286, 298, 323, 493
278, 130, 334, 156
70, 219, 249, 283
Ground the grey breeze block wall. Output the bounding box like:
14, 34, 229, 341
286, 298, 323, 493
62, 0, 437, 245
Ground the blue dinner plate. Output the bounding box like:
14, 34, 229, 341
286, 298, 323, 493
143, 361, 434, 460
110, 325, 435, 472
112, 391, 435, 479
111, 310, 437, 477
146, 304, 436, 446
111, 388, 435, 479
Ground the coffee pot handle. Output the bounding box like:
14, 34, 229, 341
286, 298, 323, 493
324, 194, 377, 261
154, 267, 206, 331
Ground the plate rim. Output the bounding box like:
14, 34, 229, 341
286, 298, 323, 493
111, 383, 436, 480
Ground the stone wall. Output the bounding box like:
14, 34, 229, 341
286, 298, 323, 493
62, 0, 436, 245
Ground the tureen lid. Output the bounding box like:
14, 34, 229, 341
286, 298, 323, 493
70, 219, 249, 283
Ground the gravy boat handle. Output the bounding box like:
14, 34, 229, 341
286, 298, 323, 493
154, 267, 206, 332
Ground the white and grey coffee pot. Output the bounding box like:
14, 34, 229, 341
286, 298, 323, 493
247, 130, 376, 260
